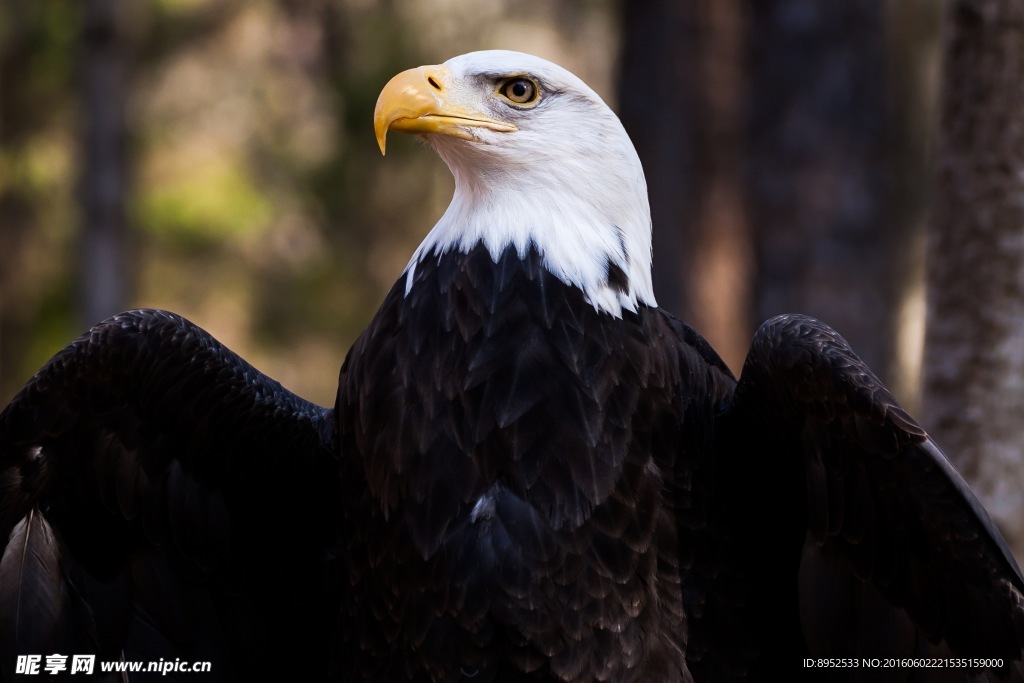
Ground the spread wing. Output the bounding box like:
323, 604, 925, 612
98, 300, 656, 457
0, 309, 341, 681
718, 313, 1024, 680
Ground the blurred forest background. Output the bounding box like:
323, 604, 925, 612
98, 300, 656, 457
2, 0, 1023, 560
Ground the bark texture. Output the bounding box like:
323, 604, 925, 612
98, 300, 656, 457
922, 0, 1024, 561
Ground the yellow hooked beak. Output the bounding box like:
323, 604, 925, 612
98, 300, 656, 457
374, 64, 518, 155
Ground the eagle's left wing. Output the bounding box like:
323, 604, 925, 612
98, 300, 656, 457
716, 314, 1024, 681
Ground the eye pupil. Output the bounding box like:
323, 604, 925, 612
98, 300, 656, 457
512, 82, 527, 97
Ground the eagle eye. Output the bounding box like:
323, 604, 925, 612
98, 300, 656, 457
499, 78, 539, 106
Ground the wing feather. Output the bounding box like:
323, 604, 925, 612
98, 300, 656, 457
0, 510, 65, 656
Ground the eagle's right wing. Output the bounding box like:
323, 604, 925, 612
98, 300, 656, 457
0, 310, 341, 681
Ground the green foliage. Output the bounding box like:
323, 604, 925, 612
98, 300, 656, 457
136, 156, 272, 247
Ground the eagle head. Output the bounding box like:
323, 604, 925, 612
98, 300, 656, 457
374, 50, 656, 317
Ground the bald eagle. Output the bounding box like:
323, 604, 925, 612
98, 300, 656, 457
1, 51, 1022, 682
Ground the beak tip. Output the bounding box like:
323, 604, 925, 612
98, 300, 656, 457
373, 97, 389, 157
373, 112, 386, 156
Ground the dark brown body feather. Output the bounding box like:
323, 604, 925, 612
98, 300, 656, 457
336, 243, 735, 681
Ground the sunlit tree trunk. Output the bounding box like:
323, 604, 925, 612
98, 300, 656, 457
618, 0, 750, 372
79, 0, 130, 326
922, 0, 1024, 561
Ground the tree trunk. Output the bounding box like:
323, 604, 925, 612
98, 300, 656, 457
618, 0, 751, 371
743, 0, 913, 392
922, 0, 1024, 561
617, 0, 702, 324
79, 0, 130, 327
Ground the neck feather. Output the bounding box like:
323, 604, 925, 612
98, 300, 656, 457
404, 156, 656, 318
